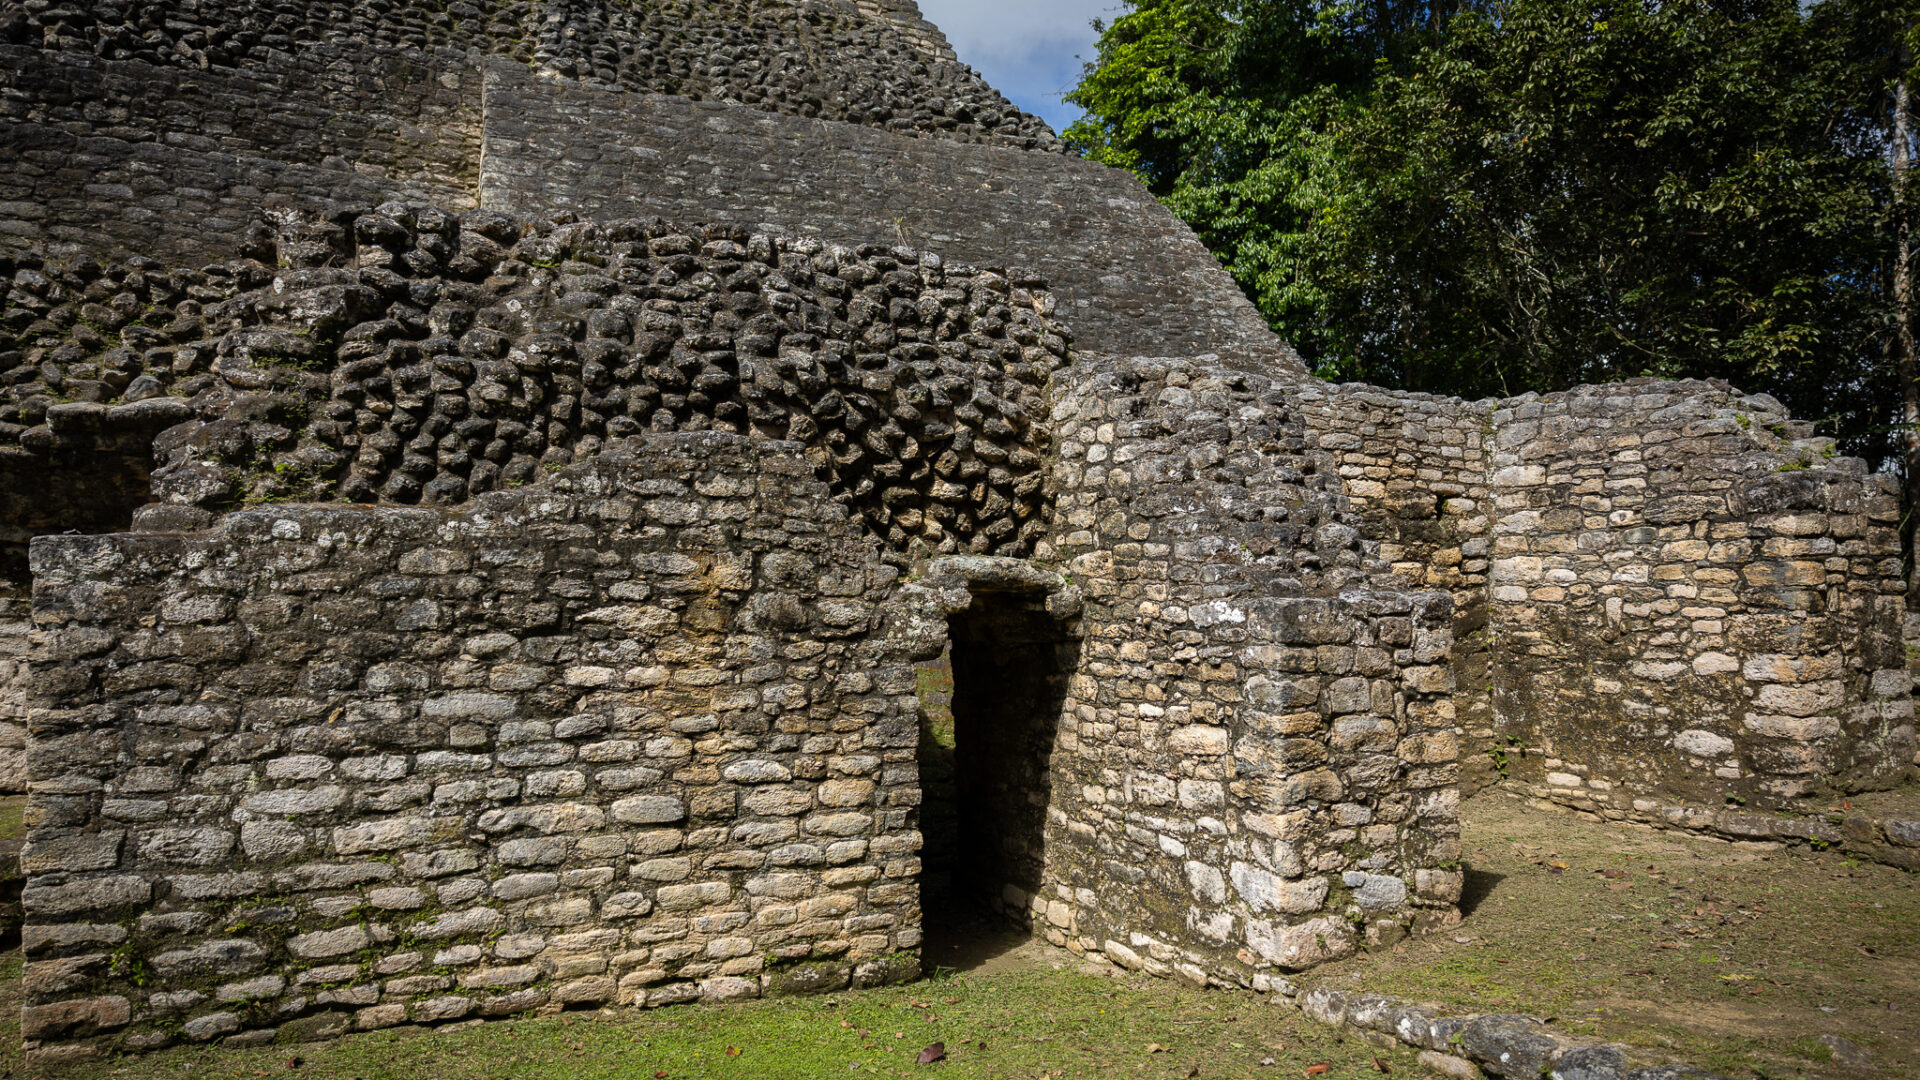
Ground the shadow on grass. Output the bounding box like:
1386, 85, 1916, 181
1459, 867, 1504, 917
919, 900, 1033, 976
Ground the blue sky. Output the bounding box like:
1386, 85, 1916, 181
915, 0, 1120, 135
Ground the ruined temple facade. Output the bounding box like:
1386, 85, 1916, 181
0, 0, 1911, 1064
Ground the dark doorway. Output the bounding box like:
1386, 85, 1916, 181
1459, 867, 1504, 917
2, 433, 165, 586
917, 589, 1078, 970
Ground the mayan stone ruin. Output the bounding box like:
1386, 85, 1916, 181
0, 0, 1914, 1067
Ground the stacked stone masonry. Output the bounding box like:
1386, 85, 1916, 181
0, 588, 27, 791
1035, 356, 1464, 983
3, 21, 1281, 363
478, 63, 1290, 363
3, 0, 1055, 153
1299, 380, 1913, 810
17, 401, 1467, 1059
0, 40, 478, 265
23, 436, 934, 1060
0, 0, 1914, 1066
1, 0, 1059, 271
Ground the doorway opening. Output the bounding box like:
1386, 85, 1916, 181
916, 588, 1079, 971
1, 430, 165, 810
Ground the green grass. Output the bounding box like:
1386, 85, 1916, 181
1308, 795, 1920, 1079
915, 658, 955, 749
28, 965, 1426, 1080
0, 796, 23, 841
1787, 1036, 1834, 1063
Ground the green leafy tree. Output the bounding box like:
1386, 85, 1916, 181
1066, 0, 1480, 364
1317, 1, 1893, 432
1067, 0, 1912, 470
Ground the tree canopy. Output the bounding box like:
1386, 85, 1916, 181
1065, 0, 1916, 467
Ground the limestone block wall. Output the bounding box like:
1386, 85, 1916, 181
1030, 356, 1463, 989
20, 435, 929, 1067
0, 36, 478, 262
1482, 383, 1910, 808
3, 2, 1286, 362
0, 42, 482, 196
477, 65, 1293, 364
1294, 385, 1496, 785
4, 0, 1051, 150
0, 112, 463, 269
1301, 378, 1914, 810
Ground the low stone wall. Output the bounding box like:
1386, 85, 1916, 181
1295, 986, 1736, 1080
1301, 379, 1913, 811
21, 435, 928, 1066
1521, 785, 1920, 871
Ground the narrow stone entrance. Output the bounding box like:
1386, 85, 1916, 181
917, 586, 1079, 969
1, 417, 173, 801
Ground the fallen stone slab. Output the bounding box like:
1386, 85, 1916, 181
1293, 986, 1736, 1080
1524, 786, 1920, 873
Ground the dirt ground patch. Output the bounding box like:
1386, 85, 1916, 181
1309, 791, 1920, 1079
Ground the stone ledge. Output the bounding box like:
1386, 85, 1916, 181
1522, 785, 1920, 872
1292, 986, 1734, 1080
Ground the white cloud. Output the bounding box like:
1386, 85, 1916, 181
914, 0, 1122, 133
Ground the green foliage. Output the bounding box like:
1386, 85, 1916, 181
1067, 1, 1470, 372
1068, 0, 1918, 465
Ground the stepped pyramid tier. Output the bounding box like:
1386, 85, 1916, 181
0, 0, 1911, 1065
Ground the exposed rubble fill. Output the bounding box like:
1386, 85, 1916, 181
0, 207, 1067, 567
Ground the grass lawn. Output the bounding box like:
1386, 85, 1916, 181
1308, 793, 1920, 1079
